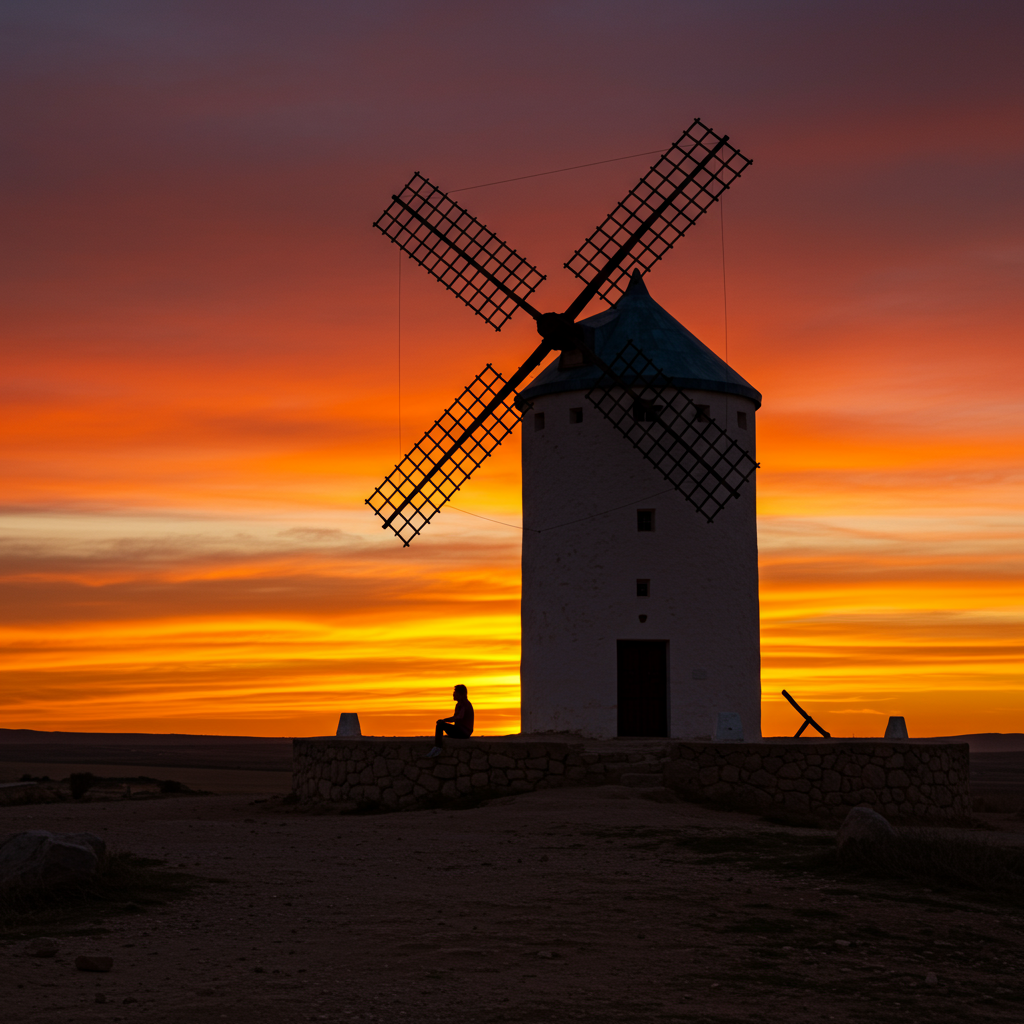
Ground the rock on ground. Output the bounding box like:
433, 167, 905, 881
0, 830, 106, 889
836, 806, 897, 850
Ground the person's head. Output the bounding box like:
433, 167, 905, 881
453, 684, 468, 701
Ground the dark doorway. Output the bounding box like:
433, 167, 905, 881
617, 640, 669, 737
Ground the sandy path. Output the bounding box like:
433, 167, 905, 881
2, 788, 1022, 1024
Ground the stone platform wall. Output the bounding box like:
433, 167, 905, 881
292, 739, 588, 813
663, 741, 971, 821
292, 738, 970, 822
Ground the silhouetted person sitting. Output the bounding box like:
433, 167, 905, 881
427, 684, 474, 757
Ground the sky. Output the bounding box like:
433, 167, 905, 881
2, 0, 1022, 738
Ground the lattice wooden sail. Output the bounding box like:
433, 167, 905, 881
374, 173, 545, 331
367, 121, 754, 543
565, 120, 752, 306
586, 340, 758, 522
366, 365, 523, 545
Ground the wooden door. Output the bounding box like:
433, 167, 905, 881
616, 640, 668, 737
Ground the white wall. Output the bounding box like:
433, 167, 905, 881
520, 387, 761, 739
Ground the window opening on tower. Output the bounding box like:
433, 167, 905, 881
569, 407, 583, 423
737, 411, 748, 430
636, 579, 650, 597
632, 399, 663, 423
637, 509, 655, 532
534, 412, 545, 431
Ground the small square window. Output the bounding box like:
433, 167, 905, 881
695, 404, 710, 423
534, 412, 545, 431
632, 399, 663, 423
737, 411, 748, 430
636, 579, 650, 597
559, 348, 586, 369
569, 407, 583, 424
637, 509, 655, 532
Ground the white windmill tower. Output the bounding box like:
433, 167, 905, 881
367, 120, 760, 740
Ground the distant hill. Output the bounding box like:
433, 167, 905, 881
907, 733, 1024, 753
0, 728, 293, 745
3, 726, 1024, 752
4, 728, 1024, 750
0, 728, 292, 772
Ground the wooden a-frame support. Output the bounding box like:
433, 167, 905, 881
781, 689, 831, 738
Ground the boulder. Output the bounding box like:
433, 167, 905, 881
0, 831, 106, 889
836, 806, 896, 850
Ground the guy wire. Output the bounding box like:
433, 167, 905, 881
720, 197, 729, 367
397, 252, 402, 457
451, 148, 667, 193
449, 487, 676, 534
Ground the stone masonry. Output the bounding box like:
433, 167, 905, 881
663, 741, 970, 821
292, 738, 969, 822
292, 739, 586, 812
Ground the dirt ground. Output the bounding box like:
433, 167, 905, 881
0, 762, 292, 797
1, 786, 1022, 1024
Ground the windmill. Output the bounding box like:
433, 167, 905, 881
368, 119, 763, 740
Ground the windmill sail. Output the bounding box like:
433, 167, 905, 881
366, 364, 523, 546
586, 340, 758, 522
565, 119, 752, 308
367, 121, 755, 543
374, 173, 545, 331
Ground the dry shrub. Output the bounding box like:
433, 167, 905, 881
825, 830, 1024, 902
68, 772, 98, 799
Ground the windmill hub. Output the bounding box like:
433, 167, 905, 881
367, 119, 760, 740
535, 311, 584, 351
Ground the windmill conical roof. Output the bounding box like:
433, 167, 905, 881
517, 272, 761, 408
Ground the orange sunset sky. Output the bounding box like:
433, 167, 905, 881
2, 1, 1022, 739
